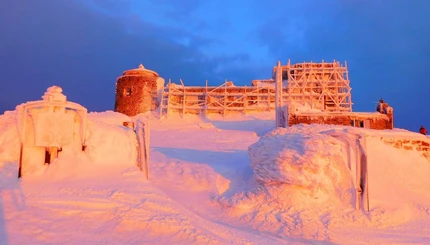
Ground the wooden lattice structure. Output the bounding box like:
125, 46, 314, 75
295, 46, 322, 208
159, 80, 279, 116
159, 60, 353, 116
275, 60, 352, 112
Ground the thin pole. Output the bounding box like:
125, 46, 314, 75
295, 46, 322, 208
180, 79, 185, 117
166, 79, 171, 117
275, 61, 283, 127
18, 144, 23, 178
204, 80, 208, 116
244, 86, 247, 114
18, 107, 28, 178
144, 121, 150, 180
223, 80, 227, 116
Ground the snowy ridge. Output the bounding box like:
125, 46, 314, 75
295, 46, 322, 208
1, 110, 430, 244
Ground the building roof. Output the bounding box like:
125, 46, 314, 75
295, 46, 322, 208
122, 64, 159, 77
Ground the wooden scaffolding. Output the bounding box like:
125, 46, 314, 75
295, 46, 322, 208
276, 60, 353, 112
159, 80, 279, 116
159, 59, 353, 116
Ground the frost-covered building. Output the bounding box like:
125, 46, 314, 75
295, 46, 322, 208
269, 60, 394, 130
114, 61, 394, 129
115, 64, 165, 117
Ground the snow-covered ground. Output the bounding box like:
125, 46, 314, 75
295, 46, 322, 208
1, 109, 430, 245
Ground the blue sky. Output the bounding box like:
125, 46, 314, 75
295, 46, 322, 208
1, 0, 429, 131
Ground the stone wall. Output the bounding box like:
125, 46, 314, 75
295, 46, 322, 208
288, 113, 394, 130
115, 75, 158, 117
382, 137, 430, 159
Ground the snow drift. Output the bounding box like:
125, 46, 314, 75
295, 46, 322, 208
249, 127, 352, 205
218, 124, 430, 240
1, 107, 430, 244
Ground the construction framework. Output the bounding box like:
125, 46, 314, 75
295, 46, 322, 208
159, 80, 279, 116
276, 59, 353, 112
159, 60, 353, 116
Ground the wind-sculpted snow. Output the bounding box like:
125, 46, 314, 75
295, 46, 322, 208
84, 119, 137, 167
215, 127, 356, 240
249, 127, 352, 202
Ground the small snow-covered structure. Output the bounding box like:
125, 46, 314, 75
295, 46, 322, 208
281, 101, 394, 130
15, 86, 87, 177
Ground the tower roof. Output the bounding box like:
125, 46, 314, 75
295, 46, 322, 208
122, 64, 159, 77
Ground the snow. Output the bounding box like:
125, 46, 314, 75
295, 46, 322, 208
1, 106, 430, 244
124, 63, 158, 76
252, 80, 287, 88
249, 128, 352, 198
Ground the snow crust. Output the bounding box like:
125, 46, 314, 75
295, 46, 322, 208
1, 107, 430, 244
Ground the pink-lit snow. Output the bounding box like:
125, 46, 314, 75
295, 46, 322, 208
0, 109, 430, 245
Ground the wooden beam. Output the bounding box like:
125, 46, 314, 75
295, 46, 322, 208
223, 81, 227, 116
166, 79, 171, 117
204, 80, 208, 116
180, 79, 185, 117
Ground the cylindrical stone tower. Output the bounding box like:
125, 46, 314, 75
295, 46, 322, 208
115, 64, 159, 116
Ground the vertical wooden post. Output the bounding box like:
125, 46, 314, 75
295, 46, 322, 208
18, 144, 23, 178
256, 87, 260, 109
160, 82, 166, 115
345, 60, 352, 111
360, 137, 370, 212
321, 60, 325, 110
285, 59, 290, 105
18, 107, 28, 178
322, 95, 325, 111
335, 65, 339, 111
275, 61, 283, 127
144, 121, 150, 180
204, 80, 208, 116
49, 147, 58, 164
223, 80, 227, 116
166, 79, 171, 117
244, 86, 247, 114
356, 140, 362, 210
180, 79, 185, 117
136, 120, 150, 180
